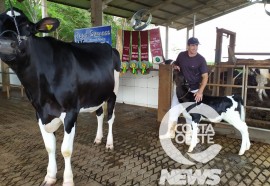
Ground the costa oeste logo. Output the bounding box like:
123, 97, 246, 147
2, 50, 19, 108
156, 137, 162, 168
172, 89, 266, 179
159, 102, 222, 185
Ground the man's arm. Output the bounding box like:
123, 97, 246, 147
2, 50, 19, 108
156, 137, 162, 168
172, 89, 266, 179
194, 73, 208, 102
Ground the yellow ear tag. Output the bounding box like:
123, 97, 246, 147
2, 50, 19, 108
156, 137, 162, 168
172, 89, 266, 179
46, 24, 53, 31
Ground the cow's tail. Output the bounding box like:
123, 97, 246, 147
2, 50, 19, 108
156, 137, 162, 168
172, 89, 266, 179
112, 48, 121, 72
112, 48, 121, 95
232, 95, 245, 122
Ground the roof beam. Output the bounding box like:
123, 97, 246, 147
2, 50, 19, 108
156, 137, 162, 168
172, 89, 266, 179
149, 0, 174, 12
175, 1, 251, 30
158, 0, 220, 25
48, 0, 90, 9
102, 0, 113, 9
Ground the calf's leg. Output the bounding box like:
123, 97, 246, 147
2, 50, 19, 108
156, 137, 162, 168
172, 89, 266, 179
224, 113, 250, 155
159, 104, 183, 139
188, 121, 198, 153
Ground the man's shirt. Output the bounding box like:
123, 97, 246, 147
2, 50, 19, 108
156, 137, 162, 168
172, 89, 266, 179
175, 51, 208, 91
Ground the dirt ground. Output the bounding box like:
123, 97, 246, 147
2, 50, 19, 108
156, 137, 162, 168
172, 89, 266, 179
0, 90, 270, 186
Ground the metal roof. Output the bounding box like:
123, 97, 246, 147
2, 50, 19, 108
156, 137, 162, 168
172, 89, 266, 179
47, 0, 261, 30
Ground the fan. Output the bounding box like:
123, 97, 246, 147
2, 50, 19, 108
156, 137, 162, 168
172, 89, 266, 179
264, 0, 270, 16
130, 9, 152, 31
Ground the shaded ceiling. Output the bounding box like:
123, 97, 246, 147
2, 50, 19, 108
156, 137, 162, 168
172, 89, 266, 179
47, 0, 262, 30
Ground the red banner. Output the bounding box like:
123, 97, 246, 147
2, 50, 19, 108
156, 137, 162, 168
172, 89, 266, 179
122, 30, 131, 62
131, 31, 139, 61
149, 28, 164, 63
140, 30, 149, 61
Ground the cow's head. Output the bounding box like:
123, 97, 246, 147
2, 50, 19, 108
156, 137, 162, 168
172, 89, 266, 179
0, 7, 59, 62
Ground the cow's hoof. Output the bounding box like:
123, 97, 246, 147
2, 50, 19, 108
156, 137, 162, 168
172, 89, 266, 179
246, 141, 251, 150
106, 144, 114, 150
94, 138, 102, 144
238, 150, 245, 156
170, 132, 175, 138
185, 140, 191, 146
42, 176, 57, 186
188, 146, 194, 153
62, 182, 74, 186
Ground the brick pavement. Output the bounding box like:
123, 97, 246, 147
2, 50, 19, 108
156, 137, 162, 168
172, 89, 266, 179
0, 93, 270, 186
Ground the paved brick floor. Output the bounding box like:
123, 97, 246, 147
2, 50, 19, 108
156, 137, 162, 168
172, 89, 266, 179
0, 92, 270, 186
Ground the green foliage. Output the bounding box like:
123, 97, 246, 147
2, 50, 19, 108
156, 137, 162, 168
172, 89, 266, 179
5, 0, 40, 22
47, 2, 91, 41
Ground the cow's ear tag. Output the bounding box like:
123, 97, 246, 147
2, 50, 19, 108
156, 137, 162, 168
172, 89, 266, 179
35, 17, 60, 33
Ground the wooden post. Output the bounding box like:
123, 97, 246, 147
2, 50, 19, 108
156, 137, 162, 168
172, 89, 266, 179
213, 28, 223, 96
158, 65, 173, 122
225, 33, 236, 95
41, 0, 48, 37
91, 0, 103, 26
0, 1, 10, 92
41, 0, 48, 18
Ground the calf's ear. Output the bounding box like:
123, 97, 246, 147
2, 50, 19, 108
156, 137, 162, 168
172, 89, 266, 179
35, 17, 60, 33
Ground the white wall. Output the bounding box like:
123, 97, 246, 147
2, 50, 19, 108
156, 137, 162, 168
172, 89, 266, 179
117, 71, 159, 108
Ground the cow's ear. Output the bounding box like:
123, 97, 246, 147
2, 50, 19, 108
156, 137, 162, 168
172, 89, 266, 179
35, 17, 60, 33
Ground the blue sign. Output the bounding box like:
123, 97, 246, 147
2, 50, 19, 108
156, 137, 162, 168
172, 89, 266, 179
74, 25, 112, 45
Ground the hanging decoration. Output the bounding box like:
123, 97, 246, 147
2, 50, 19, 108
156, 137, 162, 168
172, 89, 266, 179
119, 28, 164, 75
121, 62, 129, 73
139, 30, 150, 74
149, 28, 164, 64
130, 60, 138, 74
130, 31, 139, 74
139, 61, 150, 74
121, 30, 131, 73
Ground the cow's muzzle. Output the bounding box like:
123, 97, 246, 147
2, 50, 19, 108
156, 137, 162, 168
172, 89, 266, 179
0, 38, 18, 55
0, 38, 20, 61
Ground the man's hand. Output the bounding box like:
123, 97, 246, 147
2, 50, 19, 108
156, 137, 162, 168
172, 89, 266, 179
194, 91, 203, 102
172, 64, 180, 71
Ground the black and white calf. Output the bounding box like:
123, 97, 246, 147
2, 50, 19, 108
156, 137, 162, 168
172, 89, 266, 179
0, 7, 120, 186
165, 70, 250, 155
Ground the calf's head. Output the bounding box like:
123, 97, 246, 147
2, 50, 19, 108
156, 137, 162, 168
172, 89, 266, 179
0, 7, 59, 62
173, 69, 185, 87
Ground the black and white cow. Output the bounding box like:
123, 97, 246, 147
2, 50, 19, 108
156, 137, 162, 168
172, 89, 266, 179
162, 69, 250, 156
0, 7, 120, 186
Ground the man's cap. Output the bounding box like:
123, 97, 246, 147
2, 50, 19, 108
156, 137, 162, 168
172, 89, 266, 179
187, 37, 200, 45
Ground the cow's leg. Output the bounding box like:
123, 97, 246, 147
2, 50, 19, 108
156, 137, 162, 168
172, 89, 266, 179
224, 115, 250, 155
94, 107, 104, 144
61, 112, 77, 186
257, 88, 263, 101
106, 93, 116, 149
188, 121, 198, 152
38, 119, 57, 186
262, 89, 268, 98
